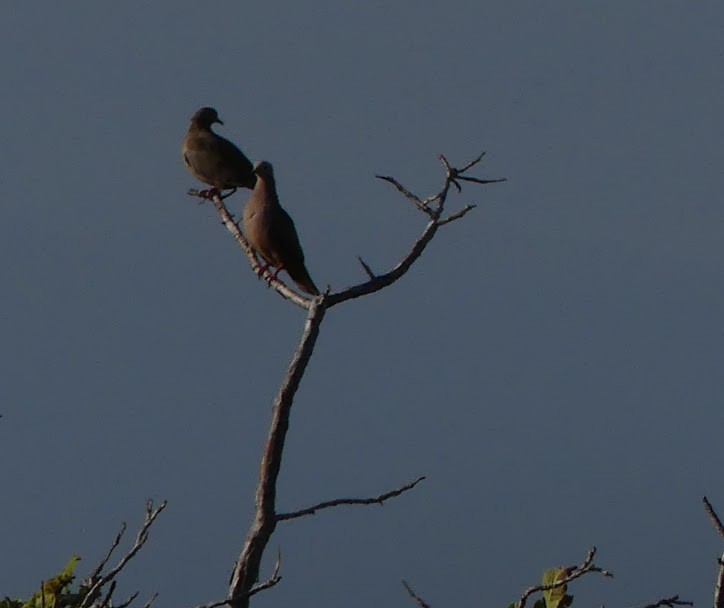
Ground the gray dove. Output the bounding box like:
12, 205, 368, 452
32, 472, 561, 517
182, 107, 255, 196
243, 161, 320, 296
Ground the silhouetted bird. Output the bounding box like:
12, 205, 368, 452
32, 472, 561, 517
242, 161, 320, 296
182, 107, 255, 197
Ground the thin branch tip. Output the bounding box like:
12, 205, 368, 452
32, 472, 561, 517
517, 547, 612, 608
79, 501, 167, 608
459, 151, 487, 172
277, 475, 425, 521
357, 256, 376, 279
402, 580, 432, 608
704, 496, 724, 537
437, 204, 476, 226
458, 175, 507, 185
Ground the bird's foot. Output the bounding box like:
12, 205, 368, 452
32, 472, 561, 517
187, 187, 220, 202
220, 188, 238, 200
256, 262, 271, 279
271, 265, 285, 280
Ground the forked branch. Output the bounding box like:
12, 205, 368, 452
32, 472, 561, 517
193, 552, 282, 608
187, 189, 311, 309
189, 152, 504, 309
79, 500, 167, 608
516, 547, 613, 608
211, 154, 503, 608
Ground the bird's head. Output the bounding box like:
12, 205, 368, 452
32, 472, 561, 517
254, 161, 274, 180
191, 107, 223, 127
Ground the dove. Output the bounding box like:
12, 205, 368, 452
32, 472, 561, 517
242, 161, 320, 296
182, 107, 255, 197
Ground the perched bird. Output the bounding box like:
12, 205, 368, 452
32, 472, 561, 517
182, 107, 256, 196
243, 161, 320, 296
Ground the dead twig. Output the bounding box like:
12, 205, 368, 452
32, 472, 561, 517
517, 547, 613, 608
402, 580, 432, 608
98, 580, 116, 608
703, 497, 724, 608
140, 593, 159, 608
457, 175, 507, 186
322, 153, 502, 307
79, 500, 167, 608
87, 523, 127, 584
112, 590, 138, 608
277, 476, 425, 521
194, 552, 281, 608
357, 256, 376, 279
704, 496, 724, 538
373, 175, 428, 212
629, 595, 693, 608
249, 549, 283, 596
436, 204, 477, 226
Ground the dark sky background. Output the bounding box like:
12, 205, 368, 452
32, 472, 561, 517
2, 3, 723, 607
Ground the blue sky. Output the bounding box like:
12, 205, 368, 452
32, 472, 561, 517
1, 3, 723, 607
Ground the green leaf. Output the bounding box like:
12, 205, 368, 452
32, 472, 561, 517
541, 567, 574, 608
21, 555, 82, 608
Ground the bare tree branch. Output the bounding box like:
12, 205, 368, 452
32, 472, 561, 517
629, 595, 693, 608
402, 580, 432, 608
248, 550, 283, 596
517, 547, 613, 608
192, 598, 235, 608
98, 580, 116, 608
357, 256, 376, 279
213, 154, 503, 608
704, 496, 724, 538
192, 153, 503, 311
114, 592, 140, 608
715, 556, 724, 608
704, 497, 724, 608
227, 300, 326, 607
457, 175, 508, 186
194, 553, 281, 608
87, 523, 127, 584
373, 175, 428, 212
187, 188, 314, 310
438, 154, 463, 192
323, 154, 502, 307
80, 500, 167, 608
140, 592, 159, 608
323, 218, 440, 307
276, 476, 425, 521
458, 150, 487, 173
437, 204, 477, 226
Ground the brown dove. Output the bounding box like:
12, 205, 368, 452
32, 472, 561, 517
243, 161, 320, 296
182, 107, 256, 196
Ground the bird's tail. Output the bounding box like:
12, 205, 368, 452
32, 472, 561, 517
287, 263, 320, 296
